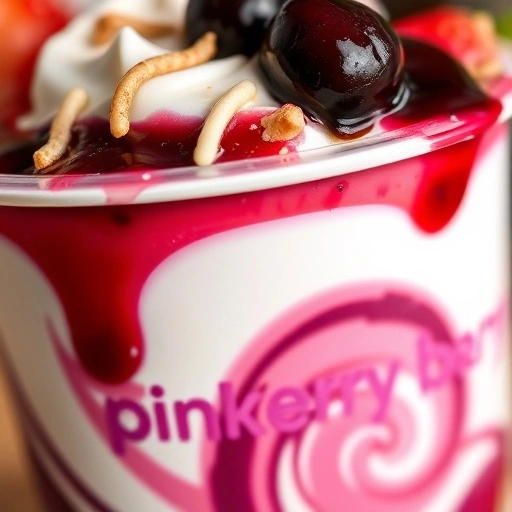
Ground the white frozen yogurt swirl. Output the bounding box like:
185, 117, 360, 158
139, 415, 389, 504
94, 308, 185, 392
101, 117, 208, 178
18, 0, 388, 152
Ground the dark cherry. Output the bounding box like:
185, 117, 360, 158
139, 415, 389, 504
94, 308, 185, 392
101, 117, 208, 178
186, 0, 287, 58
381, 37, 501, 130
400, 37, 489, 108
259, 0, 408, 136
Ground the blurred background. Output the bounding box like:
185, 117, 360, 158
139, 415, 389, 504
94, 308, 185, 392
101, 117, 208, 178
0, 368, 41, 511
0, 0, 511, 511
385, 0, 511, 18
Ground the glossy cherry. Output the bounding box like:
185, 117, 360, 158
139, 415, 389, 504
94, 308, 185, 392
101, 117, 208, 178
186, 0, 287, 58
259, 0, 407, 136
382, 37, 500, 127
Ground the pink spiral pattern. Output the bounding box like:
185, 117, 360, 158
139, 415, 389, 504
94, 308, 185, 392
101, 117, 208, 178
41, 282, 504, 512
204, 284, 470, 511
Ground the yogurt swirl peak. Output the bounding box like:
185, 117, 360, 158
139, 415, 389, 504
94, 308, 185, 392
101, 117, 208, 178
20, 0, 271, 131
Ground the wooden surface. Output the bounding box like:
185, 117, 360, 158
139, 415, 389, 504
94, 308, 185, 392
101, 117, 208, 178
0, 365, 41, 512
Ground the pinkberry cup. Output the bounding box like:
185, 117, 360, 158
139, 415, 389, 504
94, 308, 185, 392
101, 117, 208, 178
0, 78, 511, 511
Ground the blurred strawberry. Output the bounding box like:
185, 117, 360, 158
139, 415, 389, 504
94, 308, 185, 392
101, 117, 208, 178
0, 0, 70, 128
393, 7, 502, 81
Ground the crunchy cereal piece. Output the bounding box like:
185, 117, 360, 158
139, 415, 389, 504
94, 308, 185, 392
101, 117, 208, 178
261, 104, 305, 142
110, 32, 217, 138
33, 88, 89, 172
194, 80, 257, 166
92, 13, 178, 45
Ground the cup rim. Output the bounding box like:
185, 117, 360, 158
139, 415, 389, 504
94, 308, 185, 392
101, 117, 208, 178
0, 79, 510, 208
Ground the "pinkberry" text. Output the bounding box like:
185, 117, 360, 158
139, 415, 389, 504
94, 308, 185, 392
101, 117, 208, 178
105, 305, 502, 456
106, 362, 400, 456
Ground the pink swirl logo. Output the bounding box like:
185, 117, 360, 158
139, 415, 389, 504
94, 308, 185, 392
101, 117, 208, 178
41, 282, 505, 511
202, 283, 505, 512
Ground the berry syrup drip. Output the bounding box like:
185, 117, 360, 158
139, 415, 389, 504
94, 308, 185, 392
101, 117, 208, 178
0, 110, 301, 176
0, 121, 501, 384
379, 38, 503, 238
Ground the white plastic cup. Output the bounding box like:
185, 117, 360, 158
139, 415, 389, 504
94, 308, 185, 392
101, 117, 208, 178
0, 90, 511, 512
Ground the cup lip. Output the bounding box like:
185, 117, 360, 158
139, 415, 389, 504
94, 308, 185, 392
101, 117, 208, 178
0, 77, 511, 208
